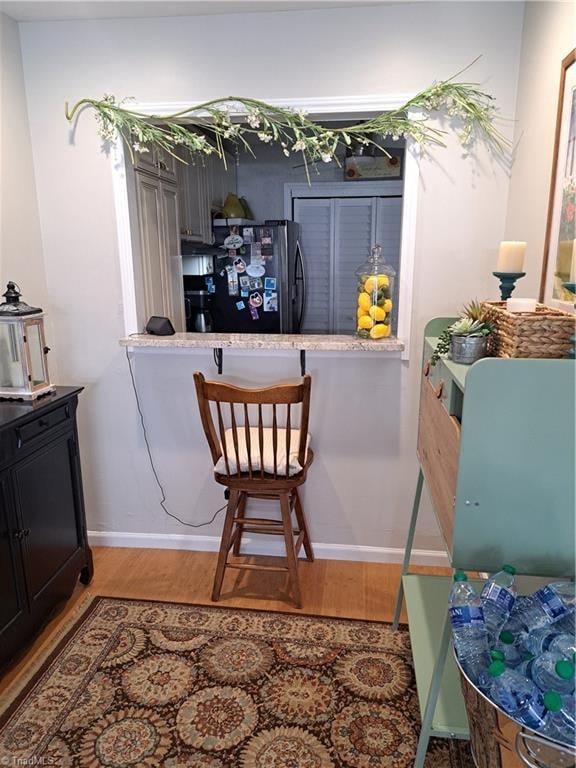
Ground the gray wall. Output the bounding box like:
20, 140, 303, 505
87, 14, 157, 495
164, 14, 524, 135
15, 3, 525, 557
0, 13, 49, 343
504, 1, 576, 297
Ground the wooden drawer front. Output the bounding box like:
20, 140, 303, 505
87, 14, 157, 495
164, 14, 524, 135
417, 368, 460, 551
15, 404, 71, 450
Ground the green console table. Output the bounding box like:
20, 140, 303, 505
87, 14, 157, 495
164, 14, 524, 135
393, 317, 575, 767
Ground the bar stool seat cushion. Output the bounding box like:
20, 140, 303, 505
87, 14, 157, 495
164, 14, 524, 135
214, 427, 311, 477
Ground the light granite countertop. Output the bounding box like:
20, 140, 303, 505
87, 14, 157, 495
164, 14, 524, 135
120, 332, 404, 353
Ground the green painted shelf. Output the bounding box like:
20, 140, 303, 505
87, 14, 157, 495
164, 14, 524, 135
402, 573, 483, 739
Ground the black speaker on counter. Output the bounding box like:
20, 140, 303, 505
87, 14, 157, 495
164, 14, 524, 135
145, 316, 175, 336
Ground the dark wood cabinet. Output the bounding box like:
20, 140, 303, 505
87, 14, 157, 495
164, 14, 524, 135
0, 387, 93, 667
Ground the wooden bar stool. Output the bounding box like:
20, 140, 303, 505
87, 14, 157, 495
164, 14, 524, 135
194, 372, 314, 608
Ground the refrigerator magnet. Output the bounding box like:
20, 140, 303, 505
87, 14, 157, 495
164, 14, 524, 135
228, 249, 237, 258
233, 257, 247, 273
251, 243, 262, 258
236, 300, 246, 310
224, 233, 244, 250
264, 277, 276, 291
249, 292, 263, 308
246, 264, 265, 278
240, 289, 249, 297
243, 227, 254, 244
248, 277, 263, 290
249, 305, 259, 320
263, 290, 278, 312
239, 275, 250, 289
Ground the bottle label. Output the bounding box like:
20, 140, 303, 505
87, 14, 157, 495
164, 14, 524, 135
450, 606, 485, 629
481, 583, 515, 613
535, 586, 569, 621
521, 698, 547, 730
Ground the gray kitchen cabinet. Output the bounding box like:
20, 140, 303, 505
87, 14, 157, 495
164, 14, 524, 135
176, 148, 237, 244
134, 171, 185, 331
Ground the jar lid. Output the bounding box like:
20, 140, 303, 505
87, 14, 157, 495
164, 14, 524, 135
0, 282, 42, 316
355, 244, 396, 278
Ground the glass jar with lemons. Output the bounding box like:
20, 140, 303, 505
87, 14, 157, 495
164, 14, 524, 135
356, 244, 396, 339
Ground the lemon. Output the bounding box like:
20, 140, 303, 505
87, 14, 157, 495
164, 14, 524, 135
370, 323, 391, 339
377, 274, 390, 288
358, 292, 372, 311
357, 306, 369, 319
382, 299, 393, 314
358, 315, 374, 330
369, 305, 386, 321
363, 276, 379, 293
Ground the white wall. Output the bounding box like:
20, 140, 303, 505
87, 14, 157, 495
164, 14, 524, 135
18, 3, 523, 556
0, 13, 47, 321
505, 1, 576, 299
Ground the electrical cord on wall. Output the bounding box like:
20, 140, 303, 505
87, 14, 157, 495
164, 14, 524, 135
125, 346, 227, 528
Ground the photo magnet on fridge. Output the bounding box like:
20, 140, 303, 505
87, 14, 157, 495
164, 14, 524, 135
248, 277, 263, 290
240, 289, 249, 297
249, 305, 259, 320
239, 275, 250, 289
263, 290, 278, 312
236, 300, 246, 310
264, 277, 276, 291
233, 257, 247, 273
243, 228, 254, 244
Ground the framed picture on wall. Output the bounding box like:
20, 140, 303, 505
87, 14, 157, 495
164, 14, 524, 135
541, 48, 576, 307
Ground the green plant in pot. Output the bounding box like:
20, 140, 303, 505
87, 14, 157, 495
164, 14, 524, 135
430, 300, 493, 366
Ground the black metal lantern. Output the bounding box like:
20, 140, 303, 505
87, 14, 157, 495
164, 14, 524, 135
0, 282, 54, 400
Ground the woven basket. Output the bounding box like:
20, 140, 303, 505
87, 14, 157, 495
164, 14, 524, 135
481, 301, 575, 359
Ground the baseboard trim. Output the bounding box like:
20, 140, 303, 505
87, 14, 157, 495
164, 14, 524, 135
87, 530, 449, 567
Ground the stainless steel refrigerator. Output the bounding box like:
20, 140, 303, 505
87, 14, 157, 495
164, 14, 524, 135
210, 221, 305, 333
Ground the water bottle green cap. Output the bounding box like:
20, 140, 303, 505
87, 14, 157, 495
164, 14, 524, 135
555, 659, 575, 680
490, 650, 505, 661
543, 691, 562, 713
502, 564, 516, 575
453, 572, 468, 582
488, 660, 506, 677
499, 630, 515, 645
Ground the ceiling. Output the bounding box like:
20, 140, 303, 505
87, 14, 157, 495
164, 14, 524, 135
0, 0, 389, 22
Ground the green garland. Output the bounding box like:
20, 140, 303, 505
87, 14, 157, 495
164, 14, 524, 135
64, 61, 509, 177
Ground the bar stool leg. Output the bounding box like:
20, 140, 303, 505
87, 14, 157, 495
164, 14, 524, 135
212, 489, 238, 602
293, 489, 314, 562
233, 492, 247, 556
280, 491, 302, 608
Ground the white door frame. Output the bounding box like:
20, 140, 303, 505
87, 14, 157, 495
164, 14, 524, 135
111, 94, 419, 359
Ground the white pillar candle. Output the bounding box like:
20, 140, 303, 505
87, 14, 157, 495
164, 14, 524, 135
496, 241, 527, 273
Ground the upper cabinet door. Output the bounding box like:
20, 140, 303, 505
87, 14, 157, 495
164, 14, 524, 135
176, 156, 208, 243
156, 148, 178, 184
134, 145, 178, 183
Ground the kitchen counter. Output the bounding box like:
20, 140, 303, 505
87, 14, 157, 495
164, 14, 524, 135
119, 332, 404, 353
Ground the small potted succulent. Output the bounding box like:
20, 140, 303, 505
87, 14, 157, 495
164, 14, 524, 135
431, 300, 493, 366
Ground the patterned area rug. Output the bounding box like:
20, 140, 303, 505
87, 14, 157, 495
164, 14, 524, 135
0, 597, 474, 767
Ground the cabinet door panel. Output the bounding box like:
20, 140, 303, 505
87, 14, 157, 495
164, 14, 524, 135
160, 184, 185, 332
14, 434, 81, 602
0, 476, 26, 637
136, 174, 168, 320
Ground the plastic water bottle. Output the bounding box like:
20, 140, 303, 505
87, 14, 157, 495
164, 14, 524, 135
513, 581, 576, 632
531, 653, 575, 695
495, 630, 522, 668
542, 691, 576, 746
449, 572, 490, 685
487, 660, 548, 729
481, 565, 517, 640
522, 627, 576, 658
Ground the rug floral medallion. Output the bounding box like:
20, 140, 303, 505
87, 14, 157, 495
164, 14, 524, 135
0, 597, 473, 767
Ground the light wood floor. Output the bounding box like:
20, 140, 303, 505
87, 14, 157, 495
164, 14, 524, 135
0, 547, 448, 692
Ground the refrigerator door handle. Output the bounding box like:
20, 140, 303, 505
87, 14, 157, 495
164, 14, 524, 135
295, 239, 306, 332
